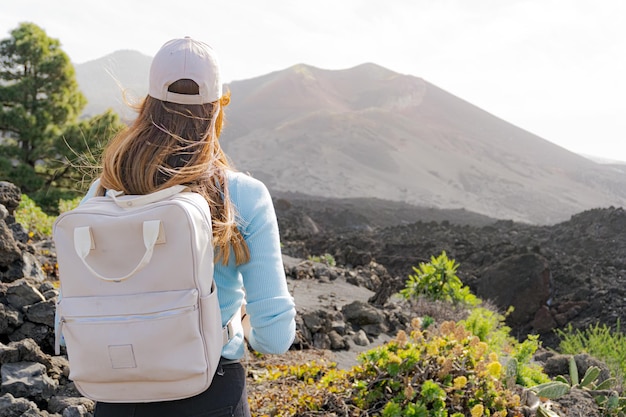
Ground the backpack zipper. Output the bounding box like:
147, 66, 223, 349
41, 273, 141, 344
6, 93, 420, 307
55, 304, 197, 355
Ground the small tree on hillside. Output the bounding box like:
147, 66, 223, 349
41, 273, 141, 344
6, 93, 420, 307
0, 22, 123, 211
0, 22, 86, 172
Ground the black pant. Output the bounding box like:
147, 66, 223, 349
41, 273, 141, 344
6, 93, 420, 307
94, 362, 251, 417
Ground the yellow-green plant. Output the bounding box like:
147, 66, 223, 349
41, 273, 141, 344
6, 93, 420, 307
15, 194, 55, 238
247, 359, 352, 416
248, 319, 524, 416
58, 196, 82, 213
307, 253, 336, 266
512, 336, 550, 387
460, 307, 512, 352
351, 320, 521, 416
460, 307, 549, 387
400, 251, 480, 306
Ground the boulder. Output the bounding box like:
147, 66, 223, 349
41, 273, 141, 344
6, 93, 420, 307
21, 251, 46, 283
531, 305, 556, 333
0, 182, 21, 215
342, 300, 387, 337
24, 299, 56, 327
48, 396, 94, 415
342, 301, 385, 326
552, 388, 601, 417
61, 404, 90, 417
353, 329, 370, 346
476, 253, 551, 327
0, 303, 23, 335
301, 311, 330, 334
0, 342, 20, 364
0, 220, 21, 269
0, 393, 43, 417
8, 221, 29, 244
312, 332, 331, 350
1, 361, 58, 401
328, 330, 348, 350
5, 279, 46, 310
0, 182, 46, 284
9, 321, 52, 347
6, 338, 55, 370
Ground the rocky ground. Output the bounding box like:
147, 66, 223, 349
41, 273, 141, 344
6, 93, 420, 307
274, 195, 626, 350
1, 180, 624, 416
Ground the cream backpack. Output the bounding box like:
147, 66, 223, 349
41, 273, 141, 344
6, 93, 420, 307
53, 184, 237, 403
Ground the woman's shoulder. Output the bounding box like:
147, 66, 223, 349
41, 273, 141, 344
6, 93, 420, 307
226, 170, 270, 200
225, 171, 275, 228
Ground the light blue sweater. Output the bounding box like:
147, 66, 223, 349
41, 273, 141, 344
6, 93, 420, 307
59, 171, 296, 359
211, 171, 296, 358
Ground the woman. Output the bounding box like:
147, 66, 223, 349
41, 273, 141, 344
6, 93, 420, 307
88, 37, 296, 417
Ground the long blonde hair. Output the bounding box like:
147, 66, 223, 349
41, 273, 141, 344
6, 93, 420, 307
99, 79, 250, 265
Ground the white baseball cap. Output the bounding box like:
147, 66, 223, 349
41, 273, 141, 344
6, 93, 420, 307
148, 37, 222, 105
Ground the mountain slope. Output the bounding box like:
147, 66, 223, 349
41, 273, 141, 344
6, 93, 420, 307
75, 57, 626, 224
221, 63, 625, 223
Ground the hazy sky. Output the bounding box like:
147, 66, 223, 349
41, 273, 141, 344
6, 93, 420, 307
2, 0, 625, 161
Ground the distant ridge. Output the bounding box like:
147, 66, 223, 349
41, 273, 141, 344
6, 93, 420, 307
75, 50, 151, 119
581, 154, 626, 166
75, 55, 626, 224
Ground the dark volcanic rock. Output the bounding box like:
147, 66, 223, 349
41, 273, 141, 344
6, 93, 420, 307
1, 361, 57, 401
279, 200, 626, 348
0, 182, 21, 214
476, 253, 552, 326
341, 300, 387, 337
0, 220, 21, 267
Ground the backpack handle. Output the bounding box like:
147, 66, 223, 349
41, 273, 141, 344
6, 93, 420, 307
74, 220, 161, 282
106, 185, 189, 208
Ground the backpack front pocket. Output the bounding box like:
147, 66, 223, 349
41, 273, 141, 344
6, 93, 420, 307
58, 289, 207, 384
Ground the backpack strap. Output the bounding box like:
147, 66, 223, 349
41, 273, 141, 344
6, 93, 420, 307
74, 220, 162, 282
222, 306, 242, 346
106, 185, 190, 208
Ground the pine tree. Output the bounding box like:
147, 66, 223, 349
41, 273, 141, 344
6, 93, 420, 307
0, 22, 122, 211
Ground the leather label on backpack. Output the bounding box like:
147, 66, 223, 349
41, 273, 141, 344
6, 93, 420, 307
109, 344, 137, 369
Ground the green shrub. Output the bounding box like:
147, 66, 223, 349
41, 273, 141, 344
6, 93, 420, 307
512, 336, 550, 387
460, 307, 512, 351
15, 195, 55, 238
557, 321, 626, 383
400, 251, 480, 306
421, 315, 435, 330
307, 253, 336, 266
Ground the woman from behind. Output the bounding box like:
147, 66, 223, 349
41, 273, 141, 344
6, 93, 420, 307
89, 37, 296, 417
